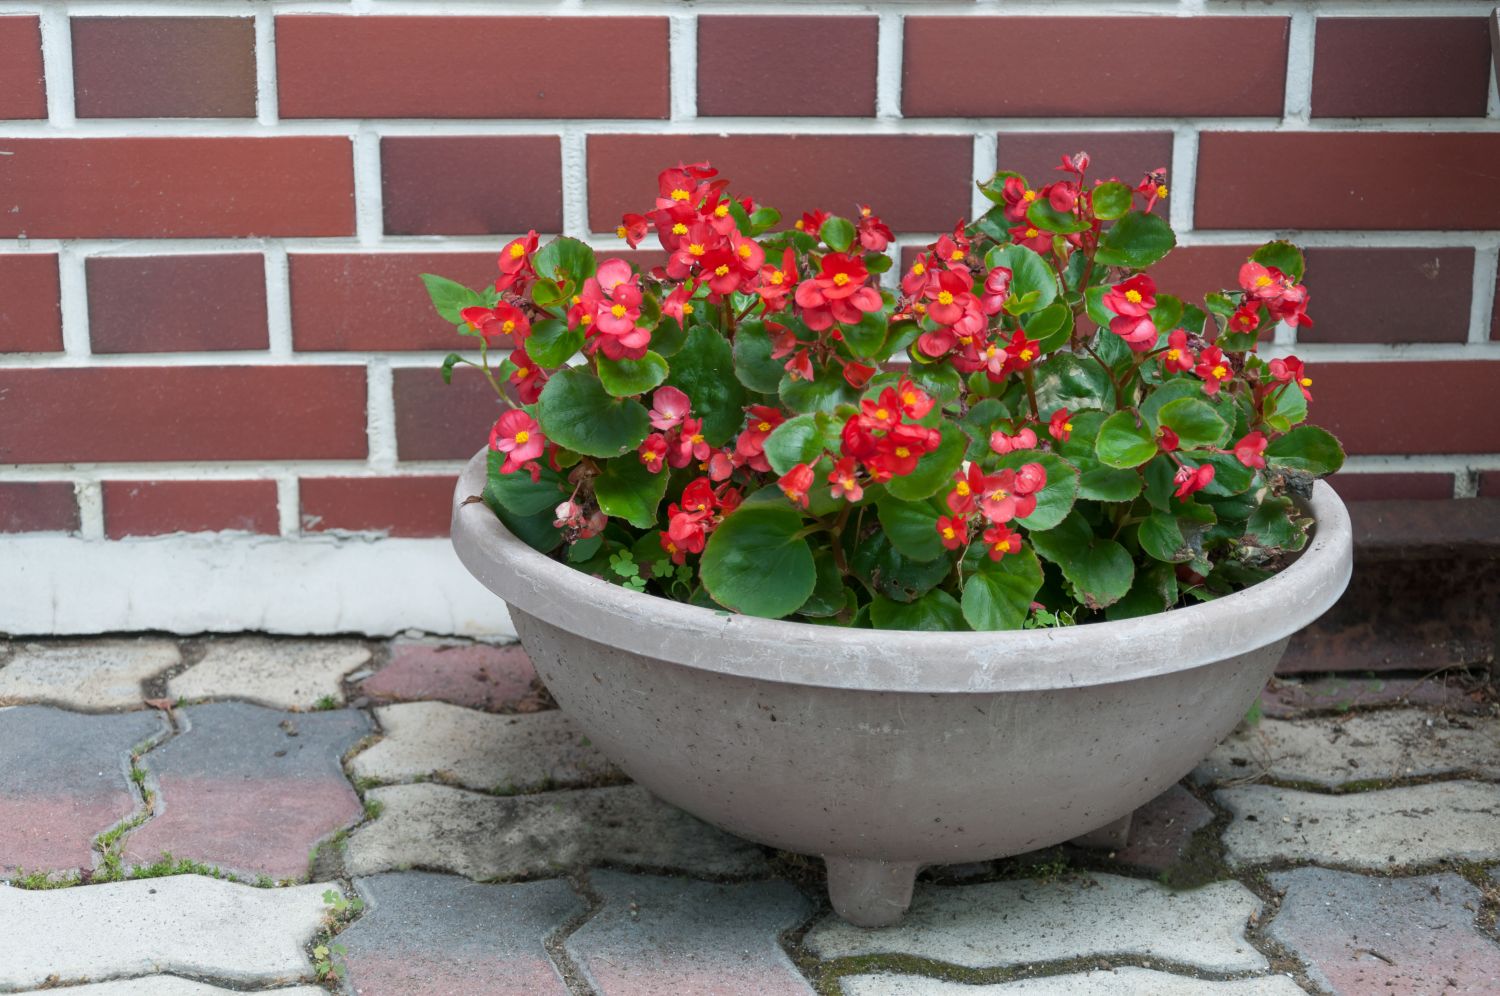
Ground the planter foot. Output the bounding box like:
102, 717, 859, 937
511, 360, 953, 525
1069, 812, 1133, 850
824, 857, 921, 927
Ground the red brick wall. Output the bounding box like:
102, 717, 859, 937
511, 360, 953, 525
2, 5, 1498, 540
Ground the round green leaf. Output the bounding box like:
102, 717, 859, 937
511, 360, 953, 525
905, 361, 963, 406
593, 456, 669, 529
1140, 379, 1203, 428
1023, 301, 1073, 354
526, 318, 585, 368
840, 305, 889, 359
596, 351, 668, 398
1025, 198, 1090, 234
1157, 397, 1231, 450
982, 244, 1058, 313
886, 423, 968, 501
1077, 461, 1143, 502
1091, 181, 1133, 221
732, 321, 785, 393
420, 273, 489, 325
1095, 410, 1158, 469
536, 368, 651, 458
531, 237, 597, 291
850, 532, 952, 603
699, 506, 816, 619
779, 366, 859, 414
797, 549, 847, 618
820, 215, 857, 253
869, 589, 965, 632
763, 413, 840, 476
995, 451, 1080, 532
1266, 425, 1345, 476
1095, 210, 1176, 270
1138, 512, 1193, 563
1251, 240, 1305, 283
961, 546, 1043, 631
665, 325, 747, 446
877, 496, 946, 563
1027, 512, 1135, 611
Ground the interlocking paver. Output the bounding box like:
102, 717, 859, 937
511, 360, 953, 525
1268, 868, 1500, 995
1195, 710, 1500, 788
1261, 675, 1484, 719
351, 702, 616, 792
339, 871, 582, 995
345, 782, 769, 880
1218, 780, 1500, 869
1111, 785, 1214, 873
168, 637, 371, 709
804, 873, 1267, 974
1, 706, 165, 877
840, 969, 1307, 995
358, 640, 542, 711
123, 702, 371, 880
0, 639, 178, 710
567, 870, 814, 996
16, 979, 325, 994
0, 875, 331, 990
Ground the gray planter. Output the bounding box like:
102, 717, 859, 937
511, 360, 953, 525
452, 450, 1353, 926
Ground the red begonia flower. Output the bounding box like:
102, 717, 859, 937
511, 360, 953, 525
1173, 463, 1215, 499
1233, 431, 1268, 469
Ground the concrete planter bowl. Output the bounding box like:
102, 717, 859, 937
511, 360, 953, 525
452, 449, 1353, 926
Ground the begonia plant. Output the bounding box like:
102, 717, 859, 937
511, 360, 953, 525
427, 155, 1343, 631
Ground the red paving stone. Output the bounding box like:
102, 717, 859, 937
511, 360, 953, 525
1112, 785, 1213, 874
358, 642, 541, 712
1260, 675, 1487, 719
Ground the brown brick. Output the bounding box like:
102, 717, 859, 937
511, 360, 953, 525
277, 16, 668, 119
0, 367, 367, 463
697, 16, 876, 117
102, 480, 278, 537
1196, 133, 1500, 230
0, 16, 46, 119
904, 17, 1287, 117
0, 255, 62, 352
381, 137, 562, 237
87, 254, 268, 353
0, 482, 78, 533
995, 132, 1174, 192
0, 138, 354, 238
588, 134, 973, 234
72, 17, 256, 118
291, 252, 496, 352
1329, 472, 1455, 502
1313, 361, 1500, 455
1144, 245, 1257, 307
394, 366, 507, 462
1312, 18, 1491, 118
1301, 248, 1471, 344
300, 476, 456, 537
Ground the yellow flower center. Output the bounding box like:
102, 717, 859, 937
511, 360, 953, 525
1020, 349, 1034, 361
1166, 348, 1180, 361
1300, 377, 1312, 387
914, 303, 927, 314
956, 481, 971, 496
894, 447, 910, 458
514, 366, 528, 378
665, 540, 678, 553
1024, 228, 1039, 239
937, 291, 954, 305
714, 203, 729, 217
1022, 190, 1037, 203
502, 320, 516, 334
958, 335, 972, 346
616, 225, 628, 239
1124, 289, 1142, 304
645, 451, 659, 463
737, 244, 752, 258
688, 243, 705, 257
875, 408, 889, 420
912, 262, 926, 276
1254, 275, 1272, 288
941, 527, 955, 540
1212, 364, 1228, 379
902, 391, 917, 405
580, 314, 593, 326
514, 430, 530, 444
758, 421, 772, 432
1063, 422, 1073, 432
571, 295, 581, 304
770, 272, 785, 285
670, 188, 690, 201
991, 488, 1008, 501
833, 273, 851, 287
950, 250, 964, 261
794, 219, 805, 230
672, 223, 688, 236
681, 303, 694, 315
691, 433, 704, 444
714, 264, 730, 277
610, 304, 627, 318
1157, 184, 1169, 198
509, 244, 526, 259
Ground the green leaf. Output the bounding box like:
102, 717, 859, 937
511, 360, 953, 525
870, 589, 965, 632
665, 325, 747, 446
597, 351, 668, 398
905, 362, 963, 406
840, 305, 888, 359
877, 495, 946, 562
1199, 451, 1257, 497
526, 318, 585, 368
1244, 494, 1308, 551
780, 365, 859, 414
1150, 293, 1183, 334
482, 450, 567, 552
1025, 197, 1090, 234
1204, 292, 1238, 318
1095, 210, 1176, 270
1028, 512, 1135, 610
1270, 378, 1308, 429
1095, 410, 1158, 469
1266, 425, 1345, 476
1078, 461, 1142, 502
731, 320, 785, 393
1106, 561, 1179, 621
593, 457, 668, 529
850, 532, 952, 603
536, 368, 651, 458
1023, 301, 1073, 354
440, 353, 464, 385
420, 273, 488, 325
763, 413, 840, 476
1140, 379, 1204, 428
1091, 181, 1133, 221
1032, 353, 1113, 413
798, 549, 847, 618
820, 216, 857, 253
983, 244, 1058, 313
886, 423, 967, 501
1138, 512, 1193, 563
531, 237, 597, 292
995, 451, 1079, 532
699, 506, 816, 619
1157, 397, 1231, 450
961, 546, 1044, 631
1251, 240, 1305, 283
650, 315, 688, 358
748, 206, 781, 235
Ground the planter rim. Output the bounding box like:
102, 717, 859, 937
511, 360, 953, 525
452, 448, 1353, 694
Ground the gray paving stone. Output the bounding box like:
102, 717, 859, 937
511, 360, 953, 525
0, 874, 331, 990
1219, 780, 1500, 869
567, 870, 815, 996
804, 873, 1267, 974
840, 969, 1307, 995
340, 871, 582, 995
1268, 868, 1500, 994
1194, 710, 1500, 788
345, 782, 769, 880
123, 702, 371, 880
16, 980, 325, 995
1, 706, 165, 877
168, 637, 370, 709
0, 639, 179, 710
351, 702, 617, 792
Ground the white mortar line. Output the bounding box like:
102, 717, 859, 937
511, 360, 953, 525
56, 245, 90, 358
36, 5, 74, 127
1488, 48, 1499, 120
76, 480, 104, 539
876, 11, 904, 120
1470, 245, 1498, 344
560, 129, 588, 239
1168, 127, 1196, 233
254, 2, 279, 125
365, 358, 398, 471
668, 13, 697, 121
353, 129, 384, 245
0, 348, 511, 368
4, 461, 470, 481
276, 475, 300, 536
1342, 454, 1500, 473
263, 244, 294, 358
1454, 469, 1479, 498
26, 1, 1485, 15
1281, 7, 1316, 125
970, 133, 995, 220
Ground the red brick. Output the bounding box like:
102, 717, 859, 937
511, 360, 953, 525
1144, 245, 1257, 307
1480, 471, 1500, 498
0, 138, 354, 238
904, 17, 1287, 117
588, 134, 972, 234
72, 17, 256, 119
1329, 473, 1455, 502
102, 480, 278, 537
995, 132, 1174, 191
291, 252, 496, 352
299, 476, 456, 537
1196, 133, 1500, 231
1313, 361, 1500, 455
0, 482, 78, 533
381, 137, 562, 237
277, 16, 668, 119
87, 254, 268, 353
394, 366, 508, 462
697, 16, 876, 117
1312, 18, 1491, 119
0, 367, 367, 463
0, 255, 62, 352
1301, 248, 1471, 344
0, 16, 45, 119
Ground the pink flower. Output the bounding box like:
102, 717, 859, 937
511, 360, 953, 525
1233, 431, 1268, 469
990, 427, 1038, 455
1048, 408, 1074, 443
829, 457, 863, 502
1161, 329, 1195, 374
778, 463, 815, 509
649, 385, 691, 430
489, 410, 545, 475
